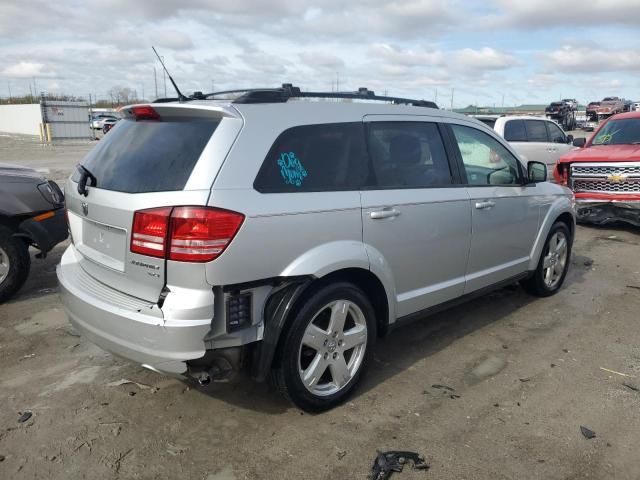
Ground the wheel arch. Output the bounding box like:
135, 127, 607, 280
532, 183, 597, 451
528, 197, 576, 271
251, 266, 391, 382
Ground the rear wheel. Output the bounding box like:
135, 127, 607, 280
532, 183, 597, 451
0, 226, 31, 303
521, 222, 571, 297
272, 282, 376, 412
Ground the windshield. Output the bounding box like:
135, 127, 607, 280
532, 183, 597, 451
591, 118, 640, 145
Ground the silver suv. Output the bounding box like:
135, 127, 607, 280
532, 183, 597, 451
57, 85, 575, 411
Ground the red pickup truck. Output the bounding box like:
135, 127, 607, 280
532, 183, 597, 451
554, 112, 640, 226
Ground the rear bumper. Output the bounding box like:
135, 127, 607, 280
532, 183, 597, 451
576, 199, 640, 227
56, 246, 210, 376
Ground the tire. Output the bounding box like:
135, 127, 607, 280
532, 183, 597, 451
271, 282, 377, 412
0, 226, 31, 303
521, 222, 571, 297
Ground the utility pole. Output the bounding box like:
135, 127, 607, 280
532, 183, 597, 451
154, 66, 158, 98
141, 84, 145, 101
450, 88, 454, 111
501, 94, 505, 109
336, 72, 340, 92
211, 79, 215, 93
7, 81, 12, 102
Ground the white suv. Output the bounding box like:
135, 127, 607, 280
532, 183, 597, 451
58, 85, 575, 411
475, 115, 576, 179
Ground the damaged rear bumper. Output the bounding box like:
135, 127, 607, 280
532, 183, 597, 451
576, 200, 640, 227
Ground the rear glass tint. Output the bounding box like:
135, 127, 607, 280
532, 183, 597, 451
73, 118, 219, 193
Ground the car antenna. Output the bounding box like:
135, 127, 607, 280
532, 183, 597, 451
152, 46, 188, 102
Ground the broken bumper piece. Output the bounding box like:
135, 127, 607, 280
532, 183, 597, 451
576, 200, 640, 227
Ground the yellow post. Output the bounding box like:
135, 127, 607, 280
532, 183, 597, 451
39, 123, 44, 143
45, 123, 52, 143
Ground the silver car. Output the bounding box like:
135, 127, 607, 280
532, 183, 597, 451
57, 86, 575, 411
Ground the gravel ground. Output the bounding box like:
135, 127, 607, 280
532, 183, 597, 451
1, 134, 640, 480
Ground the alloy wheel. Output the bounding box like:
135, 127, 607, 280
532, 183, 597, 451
298, 300, 368, 397
542, 231, 568, 289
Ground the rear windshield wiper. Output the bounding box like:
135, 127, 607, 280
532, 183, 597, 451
76, 164, 97, 196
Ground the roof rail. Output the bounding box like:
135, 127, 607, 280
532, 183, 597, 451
197, 84, 438, 109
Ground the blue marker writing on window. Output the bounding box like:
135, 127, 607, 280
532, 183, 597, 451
277, 152, 308, 187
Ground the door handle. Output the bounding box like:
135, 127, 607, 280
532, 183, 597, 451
475, 200, 496, 210
370, 208, 400, 219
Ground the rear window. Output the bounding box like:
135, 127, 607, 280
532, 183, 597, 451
73, 118, 219, 193
504, 120, 527, 142
253, 122, 367, 193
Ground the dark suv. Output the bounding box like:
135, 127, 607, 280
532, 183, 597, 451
0, 164, 68, 302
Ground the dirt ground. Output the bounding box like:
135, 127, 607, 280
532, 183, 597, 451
1, 134, 640, 480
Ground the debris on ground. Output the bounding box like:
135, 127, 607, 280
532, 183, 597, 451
370, 451, 429, 480
519, 378, 531, 382
626, 285, 640, 291
431, 384, 460, 399
583, 259, 594, 267
600, 367, 636, 378
18, 411, 32, 423
431, 384, 455, 392
337, 450, 347, 460
580, 426, 597, 439
622, 382, 639, 392
106, 378, 158, 392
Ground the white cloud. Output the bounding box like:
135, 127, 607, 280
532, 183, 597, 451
149, 30, 194, 50
2, 61, 55, 78
451, 47, 519, 72
487, 0, 640, 28
543, 45, 640, 73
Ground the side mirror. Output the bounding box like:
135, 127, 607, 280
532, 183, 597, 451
527, 161, 547, 183
573, 137, 586, 148
566, 134, 574, 144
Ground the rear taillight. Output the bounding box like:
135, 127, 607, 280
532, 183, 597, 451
131, 207, 244, 262
131, 207, 171, 258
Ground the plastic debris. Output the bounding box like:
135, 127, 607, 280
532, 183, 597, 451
370, 451, 429, 480
580, 426, 596, 439
622, 382, 639, 392
18, 411, 32, 423
431, 384, 455, 392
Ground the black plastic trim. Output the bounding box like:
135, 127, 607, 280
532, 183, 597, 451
392, 272, 530, 330
250, 277, 314, 382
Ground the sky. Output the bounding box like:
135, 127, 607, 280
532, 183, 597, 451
1, 0, 639, 107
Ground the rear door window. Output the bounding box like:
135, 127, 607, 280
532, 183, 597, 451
503, 120, 527, 142
365, 122, 453, 188
74, 118, 219, 193
546, 122, 566, 143
253, 122, 367, 193
524, 120, 549, 142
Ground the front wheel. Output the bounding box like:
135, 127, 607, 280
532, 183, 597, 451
0, 226, 31, 303
522, 222, 571, 297
271, 282, 376, 412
